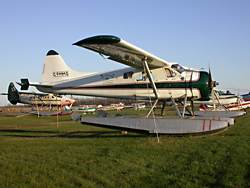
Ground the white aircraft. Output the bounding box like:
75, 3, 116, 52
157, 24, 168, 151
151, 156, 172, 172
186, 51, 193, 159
75, 105, 97, 113
18, 35, 217, 118
199, 102, 250, 111
125, 103, 146, 110
195, 89, 238, 106
102, 103, 125, 112
198, 89, 250, 111
2, 82, 75, 108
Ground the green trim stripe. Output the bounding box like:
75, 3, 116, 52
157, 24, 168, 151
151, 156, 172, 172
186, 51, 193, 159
73, 35, 121, 46
55, 72, 210, 100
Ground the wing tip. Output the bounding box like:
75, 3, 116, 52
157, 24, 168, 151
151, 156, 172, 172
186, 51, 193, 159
73, 35, 121, 46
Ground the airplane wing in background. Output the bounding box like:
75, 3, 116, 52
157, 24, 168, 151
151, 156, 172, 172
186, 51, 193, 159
18, 91, 49, 96
73, 35, 172, 69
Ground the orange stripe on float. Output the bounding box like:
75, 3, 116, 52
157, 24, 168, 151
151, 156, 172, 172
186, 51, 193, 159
209, 120, 212, 130
203, 120, 206, 131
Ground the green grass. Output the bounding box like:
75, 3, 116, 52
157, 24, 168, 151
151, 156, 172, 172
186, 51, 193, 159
0, 109, 250, 187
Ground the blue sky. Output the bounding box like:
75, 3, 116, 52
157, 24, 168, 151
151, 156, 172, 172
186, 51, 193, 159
1, 0, 250, 105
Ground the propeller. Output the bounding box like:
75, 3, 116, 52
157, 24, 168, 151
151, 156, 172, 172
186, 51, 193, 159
208, 60, 219, 109
8, 91, 20, 105
208, 60, 219, 93
61, 96, 75, 107
2, 82, 21, 105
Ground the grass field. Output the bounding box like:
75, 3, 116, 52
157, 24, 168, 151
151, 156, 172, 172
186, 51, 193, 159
0, 108, 250, 187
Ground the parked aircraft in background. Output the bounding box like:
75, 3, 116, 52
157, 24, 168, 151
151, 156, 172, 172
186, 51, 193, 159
1, 82, 75, 109
198, 89, 250, 111
241, 92, 250, 101
102, 103, 125, 112
199, 100, 250, 111
195, 89, 238, 106
125, 103, 146, 110
75, 105, 97, 113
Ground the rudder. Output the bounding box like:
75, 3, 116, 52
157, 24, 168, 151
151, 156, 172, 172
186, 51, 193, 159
7, 82, 20, 105
41, 50, 91, 84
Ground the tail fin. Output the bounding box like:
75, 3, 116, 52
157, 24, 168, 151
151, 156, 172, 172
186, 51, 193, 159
64, 106, 71, 110
41, 50, 91, 84
7, 82, 20, 105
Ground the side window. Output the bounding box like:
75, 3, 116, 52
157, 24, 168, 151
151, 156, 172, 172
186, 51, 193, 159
165, 68, 176, 78
123, 71, 134, 79
137, 71, 155, 81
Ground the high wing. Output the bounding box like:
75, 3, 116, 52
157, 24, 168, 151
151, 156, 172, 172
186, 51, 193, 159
19, 92, 49, 96
1, 91, 48, 96
73, 35, 172, 69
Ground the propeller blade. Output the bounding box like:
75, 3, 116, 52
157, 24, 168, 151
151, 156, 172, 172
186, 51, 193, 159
208, 60, 213, 94
208, 59, 219, 94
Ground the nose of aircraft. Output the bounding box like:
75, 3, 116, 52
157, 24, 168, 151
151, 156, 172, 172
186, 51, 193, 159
61, 97, 75, 107
208, 66, 219, 94
70, 98, 76, 104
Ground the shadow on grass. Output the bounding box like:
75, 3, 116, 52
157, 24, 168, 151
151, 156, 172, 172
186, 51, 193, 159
0, 129, 146, 139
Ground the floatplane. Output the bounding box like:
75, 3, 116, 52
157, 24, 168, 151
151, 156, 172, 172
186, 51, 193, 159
125, 103, 146, 110
102, 103, 125, 112
197, 89, 250, 112
74, 105, 97, 113
196, 89, 238, 106
2, 82, 75, 107
241, 92, 250, 101
1, 82, 75, 116
18, 35, 237, 135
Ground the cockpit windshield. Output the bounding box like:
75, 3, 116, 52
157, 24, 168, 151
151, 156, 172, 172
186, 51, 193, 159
217, 90, 232, 95
171, 64, 185, 74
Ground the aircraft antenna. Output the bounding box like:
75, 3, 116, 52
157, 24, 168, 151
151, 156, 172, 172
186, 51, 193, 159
99, 53, 107, 59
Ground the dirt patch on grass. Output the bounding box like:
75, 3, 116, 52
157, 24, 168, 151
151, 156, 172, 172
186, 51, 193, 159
0, 106, 34, 113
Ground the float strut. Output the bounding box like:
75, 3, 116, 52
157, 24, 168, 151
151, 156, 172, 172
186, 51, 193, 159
181, 94, 187, 117
146, 99, 158, 118
161, 101, 166, 116
171, 97, 181, 118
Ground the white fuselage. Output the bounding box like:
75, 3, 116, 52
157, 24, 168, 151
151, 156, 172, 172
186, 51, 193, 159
36, 67, 202, 101
195, 93, 238, 106
19, 94, 62, 106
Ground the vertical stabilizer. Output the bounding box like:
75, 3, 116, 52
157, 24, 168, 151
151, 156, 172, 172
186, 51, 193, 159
7, 82, 20, 105
41, 50, 91, 84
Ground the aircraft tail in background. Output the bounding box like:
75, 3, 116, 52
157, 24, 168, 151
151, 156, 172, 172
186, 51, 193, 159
0, 82, 20, 105
241, 92, 250, 101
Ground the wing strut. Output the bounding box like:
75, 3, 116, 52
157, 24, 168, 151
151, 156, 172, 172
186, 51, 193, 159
181, 94, 188, 118
142, 59, 160, 118
146, 99, 159, 118
142, 59, 159, 99
171, 97, 182, 118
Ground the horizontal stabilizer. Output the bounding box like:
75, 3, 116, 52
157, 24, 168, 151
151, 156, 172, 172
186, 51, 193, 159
17, 81, 53, 89
20, 79, 29, 90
